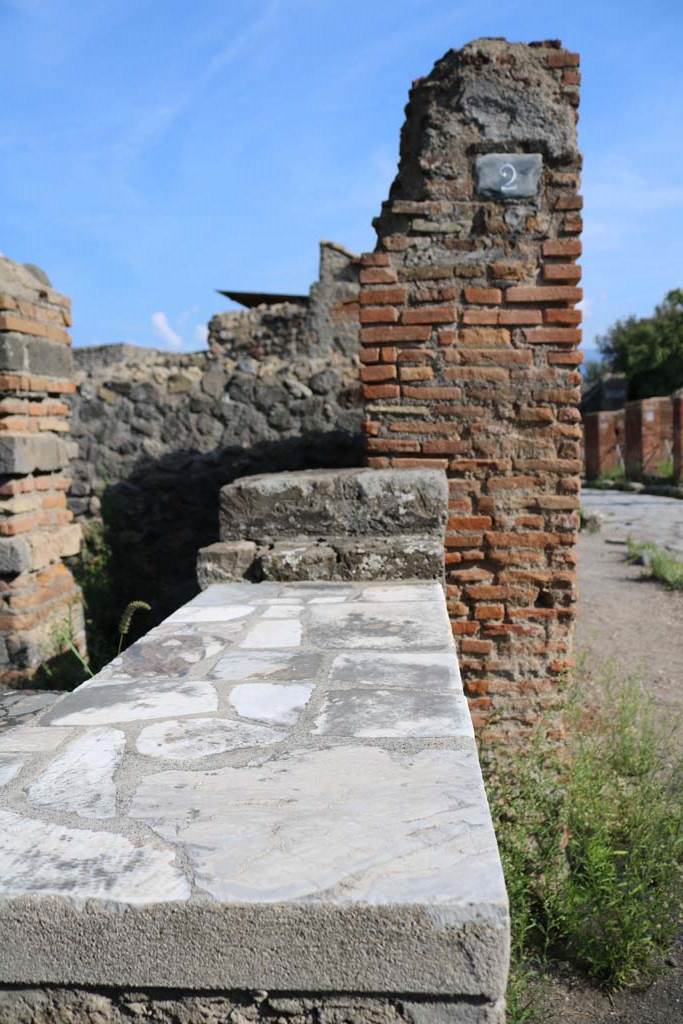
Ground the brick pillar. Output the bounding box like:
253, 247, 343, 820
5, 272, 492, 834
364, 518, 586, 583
584, 410, 624, 480
0, 257, 83, 684
625, 397, 674, 480
360, 39, 582, 743
674, 390, 683, 484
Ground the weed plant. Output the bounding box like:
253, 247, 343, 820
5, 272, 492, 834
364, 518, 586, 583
627, 538, 683, 590
482, 662, 683, 1021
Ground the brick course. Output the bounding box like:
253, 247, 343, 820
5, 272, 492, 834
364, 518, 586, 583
359, 38, 582, 744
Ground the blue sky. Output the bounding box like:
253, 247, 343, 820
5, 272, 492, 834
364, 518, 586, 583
2, 0, 682, 361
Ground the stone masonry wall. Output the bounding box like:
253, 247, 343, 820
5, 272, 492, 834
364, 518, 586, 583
360, 39, 582, 743
0, 257, 83, 684
69, 243, 362, 623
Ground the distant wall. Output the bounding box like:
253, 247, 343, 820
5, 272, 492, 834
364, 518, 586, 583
69, 243, 363, 623
583, 409, 624, 480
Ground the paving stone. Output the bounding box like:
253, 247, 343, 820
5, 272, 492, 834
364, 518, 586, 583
0, 756, 23, 788
43, 678, 218, 726
307, 600, 452, 650
228, 682, 314, 726
137, 717, 285, 760
28, 727, 125, 819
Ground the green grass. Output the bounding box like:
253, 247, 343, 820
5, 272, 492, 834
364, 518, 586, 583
482, 663, 683, 1021
626, 538, 683, 590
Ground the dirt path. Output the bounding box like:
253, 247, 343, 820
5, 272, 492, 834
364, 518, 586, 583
535, 528, 683, 1023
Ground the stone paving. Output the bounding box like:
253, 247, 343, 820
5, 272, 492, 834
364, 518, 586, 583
0, 579, 508, 1008
582, 488, 683, 558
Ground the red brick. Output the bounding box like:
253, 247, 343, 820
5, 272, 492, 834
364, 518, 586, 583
543, 263, 581, 282
543, 308, 581, 324
360, 286, 407, 305
563, 69, 581, 85
402, 304, 455, 324
554, 194, 583, 211
464, 287, 502, 304
360, 364, 397, 383
359, 347, 380, 364
359, 306, 399, 324
474, 603, 504, 621
362, 383, 400, 400
359, 267, 398, 284
542, 239, 582, 257
401, 385, 462, 400
548, 351, 584, 366
458, 327, 511, 347
506, 285, 582, 303
460, 638, 493, 655
443, 367, 509, 382
462, 308, 499, 325
547, 50, 580, 68
366, 437, 420, 453
361, 252, 390, 267
391, 457, 449, 469
399, 366, 433, 382
448, 516, 492, 530
423, 439, 469, 455
525, 327, 581, 344
361, 325, 431, 343
498, 308, 543, 325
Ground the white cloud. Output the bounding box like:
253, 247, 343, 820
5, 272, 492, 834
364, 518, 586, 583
194, 323, 209, 346
151, 311, 182, 350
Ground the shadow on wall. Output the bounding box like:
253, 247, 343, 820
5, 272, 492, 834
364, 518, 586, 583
75, 430, 363, 667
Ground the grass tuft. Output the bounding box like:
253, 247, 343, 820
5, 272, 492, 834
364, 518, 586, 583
483, 663, 683, 1021
626, 538, 683, 590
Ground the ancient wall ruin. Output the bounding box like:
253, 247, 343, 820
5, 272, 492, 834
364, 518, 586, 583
360, 38, 583, 742
0, 257, 83, 683
624, 395, 674, 480
583, 408, 624, 480
675, 390, 683, 483
69, 243, 362, 624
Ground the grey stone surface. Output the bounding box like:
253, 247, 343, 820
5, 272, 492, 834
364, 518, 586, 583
474, 153, 542, 199
0, 334, 71, 376
0, 537, 31, 575
582, 488, 683, 559
0, 434, 73, 474
220, 467, 448, 542
0, 987, 505, 1023
0, 580, 508, 1003
196, 540, 257, 588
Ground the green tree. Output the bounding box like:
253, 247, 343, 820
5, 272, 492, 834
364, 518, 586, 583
597, 289, 683, 399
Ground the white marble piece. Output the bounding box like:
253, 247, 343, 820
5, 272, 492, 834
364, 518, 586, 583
0, 726, 73, 753
360, 582, 443, 603
312, 688, 473, 739
28, 728, 125, 819
130, 745, 505, 904
137, 717, 285, 760
210, 649, 321, 685
240, 619, 302, 649
0, 809, 190, 903
309, 601, 452, 650
166, 604, 255, 624
229, 683, 314, 727
329, 651, 461, 690
45, 679, 217, 727
261, 605, 302, 619
0, 756, 23, 787
190, 582, 282, 606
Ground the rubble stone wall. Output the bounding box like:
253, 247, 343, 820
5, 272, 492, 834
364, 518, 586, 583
0, 256, 83, 684
359, 38, 583, 743
69, 243, 363, 622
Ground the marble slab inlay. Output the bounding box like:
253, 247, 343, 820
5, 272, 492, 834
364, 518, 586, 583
0, 578, 507, 1000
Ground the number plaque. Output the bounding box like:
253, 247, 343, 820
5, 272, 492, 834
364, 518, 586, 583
474, 153, 542, 199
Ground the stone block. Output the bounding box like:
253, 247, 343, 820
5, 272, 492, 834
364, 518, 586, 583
0, 435, 74, 475
0, 537, 31, 575
334, 536, 444, 581
258, 541, 337, 582
0, 334, 72, 377
27, 525, 81, 570
220, 468, 448, 542
196, 541, 257, 588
